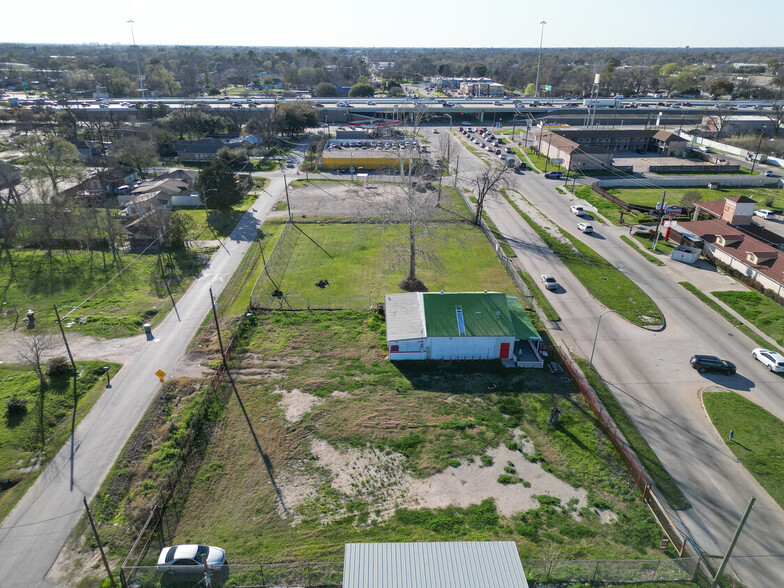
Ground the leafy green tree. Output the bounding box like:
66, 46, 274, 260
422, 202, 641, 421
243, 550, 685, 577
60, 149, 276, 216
708, 80, 734, 98
348, 83, 375, 98
196, 159, 242, 209
524, 83, 536, 96
15, 132, 84, 193
659, 62, 680, 76
169, 211, 194, 248
313, 82, 338, 97
114, 137, 158, 176
274, 102, 318, 136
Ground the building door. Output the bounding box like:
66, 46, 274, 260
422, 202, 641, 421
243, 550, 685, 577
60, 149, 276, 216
500, 342, 510, 359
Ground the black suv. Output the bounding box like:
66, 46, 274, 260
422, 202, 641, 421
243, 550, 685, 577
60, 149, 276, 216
690, 355, 736, 375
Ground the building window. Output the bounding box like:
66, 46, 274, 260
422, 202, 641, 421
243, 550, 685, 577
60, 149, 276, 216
390, 345, 399, 352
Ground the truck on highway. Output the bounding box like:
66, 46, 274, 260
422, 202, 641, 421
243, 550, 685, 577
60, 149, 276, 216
583, 98, 621, 108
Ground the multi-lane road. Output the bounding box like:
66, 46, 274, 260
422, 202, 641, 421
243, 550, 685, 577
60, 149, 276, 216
452, 132, 784, 586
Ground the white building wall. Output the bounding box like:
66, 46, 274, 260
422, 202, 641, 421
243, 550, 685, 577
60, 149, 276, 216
387, 338, 427, 361
704, 243, 784, 298
428, 336, 514, 360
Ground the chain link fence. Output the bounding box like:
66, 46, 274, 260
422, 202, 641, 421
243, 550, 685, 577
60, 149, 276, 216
522, 556, 699, 584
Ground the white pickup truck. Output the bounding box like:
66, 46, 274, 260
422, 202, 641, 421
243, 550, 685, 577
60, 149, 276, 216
570, 205, 586, 216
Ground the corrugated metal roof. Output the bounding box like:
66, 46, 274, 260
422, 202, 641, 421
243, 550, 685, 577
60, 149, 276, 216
343, 542, 529, 588
506, 297, 541, 342
423, 292, 512, 338
385, 293, 426, 341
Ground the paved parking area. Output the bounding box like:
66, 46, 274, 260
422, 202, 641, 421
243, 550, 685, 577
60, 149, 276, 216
613, 153, 712, 173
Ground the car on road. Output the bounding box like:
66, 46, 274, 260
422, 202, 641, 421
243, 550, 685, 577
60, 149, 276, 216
157, 544, 229, 587
764, 170, 777, 177
285, 160, 294, 167
570, 205, 586, 216
541, 274, 558, 290
432, 129, 439, 133
338, 168, 348, 174
336, 101, 350, 107
689, 355, 736, 375
577, 222, 593, 233
366, 101, 376, 105
753, 209, 775, 219
544, 171, 563, 179
751, 348, 784, 372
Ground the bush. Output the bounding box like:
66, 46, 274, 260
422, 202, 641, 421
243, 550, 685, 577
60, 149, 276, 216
480, 454, 494, 467
48, 356, 72, 376
5, 396, 28, 415
497, 474, 517, 485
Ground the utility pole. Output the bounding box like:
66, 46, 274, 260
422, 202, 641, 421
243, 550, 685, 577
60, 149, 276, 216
652, 190, 667, 251
750, 125, 767, 174
127, 20, 146, 101
53, 305, 77, 372
534, 21, 547, 98
83, 497, 117, 588
711, 497, 755, 588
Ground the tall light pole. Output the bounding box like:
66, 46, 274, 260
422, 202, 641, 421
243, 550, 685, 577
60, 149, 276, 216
128, 20, 146, 101
534, 21, 547, 99
589, 310, 616, 370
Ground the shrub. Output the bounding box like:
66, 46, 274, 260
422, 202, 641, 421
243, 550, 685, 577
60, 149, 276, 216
480, 454, 494, 467
447, 459, 461, 468
504, 465, 517, 474
5, 396, 28, 415
497, 474, 517, 485
48, 356, 72, 376
505, 440, 521, 451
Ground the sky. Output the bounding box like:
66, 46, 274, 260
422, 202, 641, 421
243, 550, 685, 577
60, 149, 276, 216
4, 0, 783, 48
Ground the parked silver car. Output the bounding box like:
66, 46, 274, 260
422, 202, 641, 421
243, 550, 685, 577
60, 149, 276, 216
157, 544, 229, 587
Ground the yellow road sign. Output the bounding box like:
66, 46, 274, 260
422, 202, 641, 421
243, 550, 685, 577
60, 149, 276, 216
155, 369, 166, 379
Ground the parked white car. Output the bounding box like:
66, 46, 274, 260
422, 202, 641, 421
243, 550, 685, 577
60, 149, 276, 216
753, 209, 775, 220
751, 348, 784, 372
157, 545, 229, 586
570, 205, 586, 216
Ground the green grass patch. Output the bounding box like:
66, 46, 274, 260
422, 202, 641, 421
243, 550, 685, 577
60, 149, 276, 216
526, 148, 566, 174
711, 290, 784, 347
0, 248, 211, 338
704, 391, 784, 509
574, 186, 625, 225
109, 311, 669, 565
620, 236, 664, 266
605, 186, 784, 212
180, 190, 262, 239
480, 212, 515, 258
679, 283, 781, 352
631, 233, 676, 256
0, 361, 121, 520
502, 192, 663, 327
574, 358, 689, 510
517, 270, 560, 321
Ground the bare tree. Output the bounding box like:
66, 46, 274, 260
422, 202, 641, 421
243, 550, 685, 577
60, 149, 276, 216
472, 163, 511, 225
436, 133, 458, 205
17, 331, 58, 388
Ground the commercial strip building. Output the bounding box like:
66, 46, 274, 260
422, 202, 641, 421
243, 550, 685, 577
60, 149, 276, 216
384, 291, 543, 366
534, 129, 688, 170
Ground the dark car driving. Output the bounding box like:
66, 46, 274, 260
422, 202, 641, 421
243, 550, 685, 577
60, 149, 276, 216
690, 355, 736, 375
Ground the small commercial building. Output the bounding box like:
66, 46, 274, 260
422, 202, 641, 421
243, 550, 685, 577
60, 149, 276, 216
535, 129, 688, 170
343, 542, 529, 588
701, 115, 775, 137
385, 291, 543, 366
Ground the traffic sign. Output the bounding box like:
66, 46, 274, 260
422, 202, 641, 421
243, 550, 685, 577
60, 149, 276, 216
665, 205, 682, 215
155, 369, 166, 379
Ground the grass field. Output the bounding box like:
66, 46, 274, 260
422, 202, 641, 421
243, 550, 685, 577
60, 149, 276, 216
0, 247, 212, 338
711, 290, 784, 346
502, 191, 663, 328
149, 311, 666, 564
0, 361, 120, 520
605, 186, 784, 212
703, 391, 784, 509
180, 183, 270, 240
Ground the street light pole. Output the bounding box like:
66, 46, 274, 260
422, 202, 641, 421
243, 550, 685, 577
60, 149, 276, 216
589, 310, 617, 370
127, 20, 146, 101
534, 21, 547, 99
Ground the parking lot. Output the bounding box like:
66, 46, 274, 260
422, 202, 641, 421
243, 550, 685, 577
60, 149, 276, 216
613, 153, 726, 173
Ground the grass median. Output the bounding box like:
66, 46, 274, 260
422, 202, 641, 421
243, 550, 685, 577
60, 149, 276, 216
502, 192, 663, 328
518, 270, 559, 322
703, 391, 784, 509
711, 290, 784, 347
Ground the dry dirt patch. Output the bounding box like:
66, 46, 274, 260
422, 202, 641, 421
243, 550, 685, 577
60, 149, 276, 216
276, 388, 324, 422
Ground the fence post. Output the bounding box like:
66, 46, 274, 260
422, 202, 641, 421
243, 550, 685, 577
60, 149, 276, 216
591, 560, 600, 583
650, 559, 661, 582
260, 562, 265, 588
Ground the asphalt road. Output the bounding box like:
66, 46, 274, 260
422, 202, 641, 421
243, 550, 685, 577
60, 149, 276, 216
0, 140, 310, 587
451, 132, 784, 586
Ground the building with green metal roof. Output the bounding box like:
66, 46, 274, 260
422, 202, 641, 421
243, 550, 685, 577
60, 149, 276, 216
384, 292, 543, 366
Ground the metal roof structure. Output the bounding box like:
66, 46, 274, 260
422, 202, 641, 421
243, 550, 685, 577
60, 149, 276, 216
343, 542, 529, 588
422, 292, 513, 338
385, 292, 541, 342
